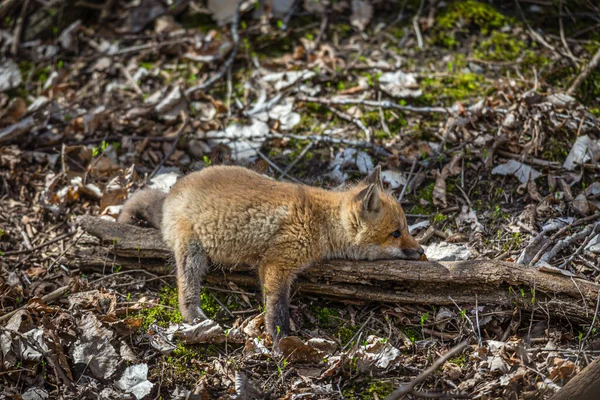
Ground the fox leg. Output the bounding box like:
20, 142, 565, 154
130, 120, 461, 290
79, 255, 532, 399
174, 240, 209, 322
260, 264, 295, 340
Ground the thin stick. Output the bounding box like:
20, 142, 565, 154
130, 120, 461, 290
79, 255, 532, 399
279, 142, 314, 180
530, 213, 600, 265
3, 231, 76, 256
205, 131, 391, 156
384, 341, 469, 400
580, 289, 600, 352
10, 0, 29, 55
256, 151, 302, 183
298, 94, 450, 114
412, 0, 425, 49
0, 286, 69, 323
398, 157, 417, 202
558, 0, 577, 64
327, 106, 371, 141
148, 113, 189, 180
568, 46, 600, 95
186, 2, 241, 95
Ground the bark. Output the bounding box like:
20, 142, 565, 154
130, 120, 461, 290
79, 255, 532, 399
72, 216, 600, 322
549, 357, 600, 400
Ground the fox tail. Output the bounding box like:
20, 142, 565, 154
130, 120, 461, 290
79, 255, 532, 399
117, 188, 166, 229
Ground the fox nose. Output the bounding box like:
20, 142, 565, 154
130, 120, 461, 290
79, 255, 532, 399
417, 247, 424, 255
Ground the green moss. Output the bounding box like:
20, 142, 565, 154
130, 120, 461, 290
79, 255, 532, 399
522, 50, 551, 70
433, 0, 512, 48
139, 286, 232, 329
309, 305, 339, 328
449, 354, 467, 367
475, 31, 526, 61
437, 0, 511, 34
338, 324, 360, 346
140, 286, 183, 329
180, 12, 218, 33
421, 72, 485, 104
200, 288, 220, 320
433, 213, 448, 223
342, 379, 396, 399
541, 137, 571, 163
503, 232, 523, 251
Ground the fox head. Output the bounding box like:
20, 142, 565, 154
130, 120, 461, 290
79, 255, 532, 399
339, 166, 425, 261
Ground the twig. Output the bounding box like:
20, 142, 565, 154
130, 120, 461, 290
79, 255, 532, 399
117, 63, 144, 96
558, 223, 600, 269
535, 222, 599, 267
298, 95, 450, 114
10, 0, 29, 55
412, 0, 425, 49
89, 268, 171, 286
398, 157, 417, 202
568, 46, 600, 95
204, 131, 391, 156
449, 296, 481, 346
384, 341, 469, 400
558, 0, 577, 64
530, 213, 600, 265
3, 231, 76, 256
256, 151, 302, 183
186, 2, 241, 95
475, 294, 482, 347
0, 286, 69, 323
340, 312, 374, 352
148, 113, 189, 180
327, 106, 371, 141
279, 142, 313, 180
580, 289, 600, 351
514, 0, 578, 66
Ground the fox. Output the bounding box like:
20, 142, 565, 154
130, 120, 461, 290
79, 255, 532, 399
118, 165, 425, 342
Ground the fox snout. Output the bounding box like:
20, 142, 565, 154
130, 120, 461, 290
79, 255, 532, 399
403, 246, 425, 260
398, 235, 426, 260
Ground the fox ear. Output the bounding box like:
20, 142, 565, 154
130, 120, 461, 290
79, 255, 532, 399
358, 183, 382, 215
363, 165, 383, 190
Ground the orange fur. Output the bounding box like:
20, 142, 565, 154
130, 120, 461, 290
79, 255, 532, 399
119, 165, 424, 341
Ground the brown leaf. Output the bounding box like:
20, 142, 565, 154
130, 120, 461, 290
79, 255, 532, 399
432, 170, 447, 208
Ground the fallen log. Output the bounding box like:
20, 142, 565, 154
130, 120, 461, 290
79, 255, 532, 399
70, 216, 600, 322
549, 357, 600, 400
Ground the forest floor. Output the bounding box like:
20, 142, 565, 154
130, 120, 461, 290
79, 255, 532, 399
1, 0, 600, 399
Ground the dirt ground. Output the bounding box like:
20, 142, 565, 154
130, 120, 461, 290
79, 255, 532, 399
1, 0, 600, 399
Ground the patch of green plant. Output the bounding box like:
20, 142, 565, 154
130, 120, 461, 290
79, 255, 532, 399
180, 12, 218, 33
308, 304, 339, 328
433, 0, 513, 48
522, 49, 551, 70
140, 286, 183, 329
421, 72, 486, 104
502, 232, 524, 252
433, 213, 448, 223
542, 136, 571, 163
342, 379, 396, 399
449, 353, 467, 367
437, 0, 511, 34
338, 324, 360, 346
474, 31, 526, 61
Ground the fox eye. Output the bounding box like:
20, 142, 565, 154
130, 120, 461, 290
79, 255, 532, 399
391, 230, 402, 238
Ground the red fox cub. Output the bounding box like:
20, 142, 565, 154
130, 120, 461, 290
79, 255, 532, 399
118, 165, 425, 341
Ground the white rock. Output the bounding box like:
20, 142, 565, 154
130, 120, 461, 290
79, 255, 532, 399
425, 242, 471, 261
